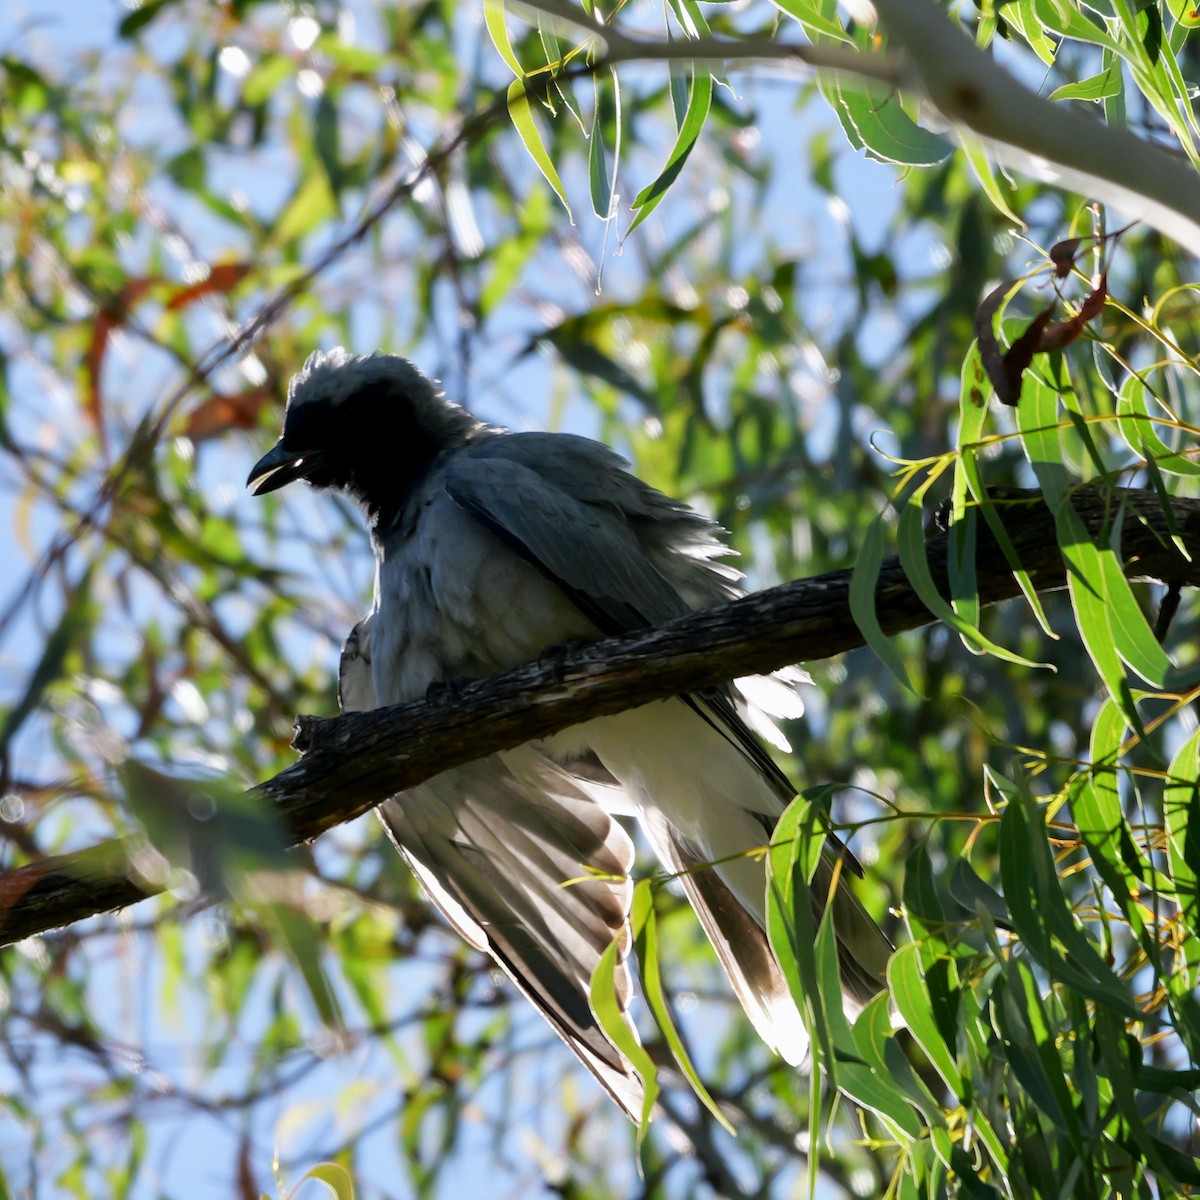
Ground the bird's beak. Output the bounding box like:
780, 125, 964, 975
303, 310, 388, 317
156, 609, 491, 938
246, 442, 322, 495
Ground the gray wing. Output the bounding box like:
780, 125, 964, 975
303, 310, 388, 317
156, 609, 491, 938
339, 617, 644, 1120
445, 440, 814, 812
443, 441, 890, 1000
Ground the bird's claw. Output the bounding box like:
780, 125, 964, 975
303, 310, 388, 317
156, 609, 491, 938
537, 638, 591, 684
425, 675, 473, 704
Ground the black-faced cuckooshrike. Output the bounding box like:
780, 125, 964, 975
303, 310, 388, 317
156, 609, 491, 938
248, 349, 891, 1119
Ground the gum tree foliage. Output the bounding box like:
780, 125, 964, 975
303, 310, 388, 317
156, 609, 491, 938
1, 1, 1199, 1197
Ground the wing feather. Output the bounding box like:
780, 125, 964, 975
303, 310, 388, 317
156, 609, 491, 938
441, 446, 890, 994
339, 617, 644, 1119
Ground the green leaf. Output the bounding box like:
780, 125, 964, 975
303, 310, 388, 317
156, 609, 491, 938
0, 566, 94, 761
1008, 0, 1060, 62
957, 344, 1053, 634
991, 961, 1083, 1146
902, 840, 948, 944
483, 0, 523, 77
888, 943, 965, 1097
768, 0, 853, 42
855, 993, 946, 1126
766, 793, 835, 1063
165, 147, 206, 191
896, 478, 1046, 669
629, 64, 712, 232
507, 80, 572, 219
827, 83, 952, 166
242, 54, 295, 106
948, 858, 1012, 927
1049, 60, 1123, 101
590, 929, 658, 1140
118, 0, 175, 38
1164, 726, 1200, 943
1116, 369, 1200, 476
314, 93, 342, 196
631, 883, 734, 1133
1096, 505, 1178, 687
1000, 788, 1142, 1018
588, 68, 620, 221
848, 510, 918, 693
272, 169, 338, 244
1072, 696, 1167, 916
1015, 368, 1072, 504
294, 1162, 356, 1200
959, 132, 1025, 225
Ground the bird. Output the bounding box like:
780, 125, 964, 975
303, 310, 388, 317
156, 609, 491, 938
247, 348, 892, 1120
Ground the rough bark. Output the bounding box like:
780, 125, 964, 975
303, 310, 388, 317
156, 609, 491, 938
3, 485, 1199, 946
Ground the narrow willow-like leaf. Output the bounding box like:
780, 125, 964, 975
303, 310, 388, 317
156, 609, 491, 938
272, 170, 337, 244
506, 80, 573, 220
766, 794, 834, 1062
1164, 726, 1200, 944
888, 943, 965, 1097
959, 131, 1025, 225
1094, 1007, 1184, 1184
1098, 508, 1177, 686
1000, 789, 1142, 1018
628, 64, 711, 233
0, 563, 93, 758
1049, 59, 1123, 101
1019, 371, 1145, 725
990, 963, 1082, 1145
588, 68, 620, 221
1016, 370, 1072, 505
1058, 502, 1148, 731
1072, 698, 1162, 925
896, 482, 1045, 668
294, 1162, 357, 1200
630, 883, 734, 1133
483, 0, 522, 77
1116, 371, 1200, 477
855, 993, 946, 1127
828, 83, 952, 166
589, 929, 658, 1140
767, 0, 854, 43
958, 344, 1054, 633
848, 510, 918, 693
814, 905, 921, 1139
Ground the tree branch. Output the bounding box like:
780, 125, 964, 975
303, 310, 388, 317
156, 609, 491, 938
4, 485, 1200, 946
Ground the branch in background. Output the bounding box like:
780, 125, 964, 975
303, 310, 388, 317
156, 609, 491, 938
520, 0, 1200, 252
868, 0, 1200, 254
3, 485, 1200, 946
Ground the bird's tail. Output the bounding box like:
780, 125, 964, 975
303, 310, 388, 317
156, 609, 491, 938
653, 821, 811, 1064
650, 818, 891, 1065
579, 699, 893, 1064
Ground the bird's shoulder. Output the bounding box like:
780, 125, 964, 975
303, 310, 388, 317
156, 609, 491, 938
449, 430, 742, 614
458, 431, 670, 519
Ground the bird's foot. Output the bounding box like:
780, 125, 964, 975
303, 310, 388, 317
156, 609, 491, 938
425, 675, 474, 705
537, 638, 591, 684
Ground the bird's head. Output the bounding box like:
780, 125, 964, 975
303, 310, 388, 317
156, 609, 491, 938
247, 349, 475, 528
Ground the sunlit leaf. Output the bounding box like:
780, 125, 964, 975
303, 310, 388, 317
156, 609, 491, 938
507, 79, 573, 218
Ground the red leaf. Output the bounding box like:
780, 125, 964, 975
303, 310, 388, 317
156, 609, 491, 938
974, 280, 1013, 404
83, 276, 158, 449
184, 387, 274, 441
1038, 273, 1108, 352
1048, 238, 1083, 278
165, 262, 253, 311
998, 302, 1056, 406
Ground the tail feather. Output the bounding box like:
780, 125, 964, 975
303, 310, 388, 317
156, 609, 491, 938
657, 826, 810, 1065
